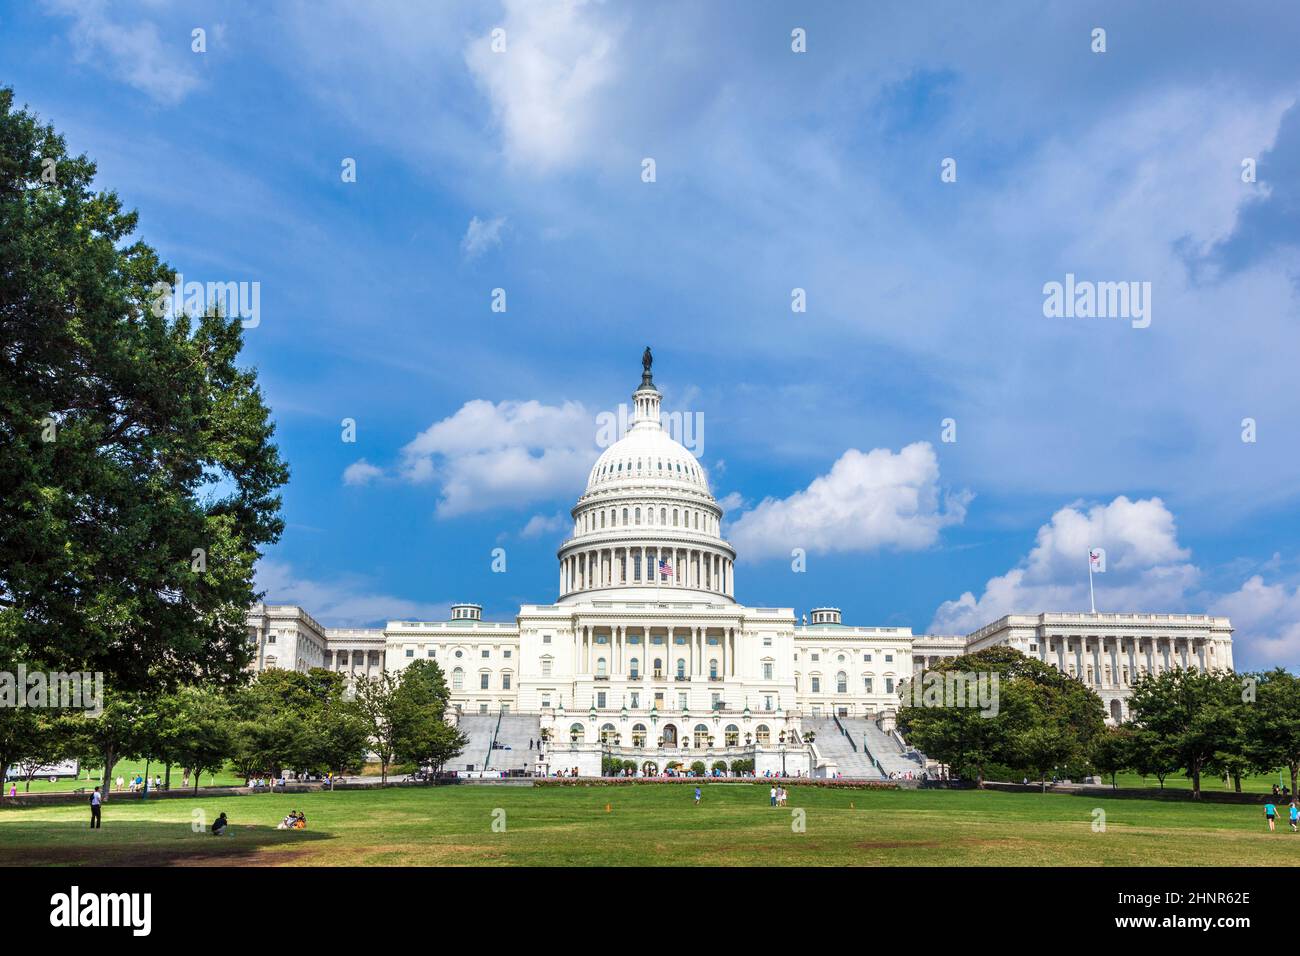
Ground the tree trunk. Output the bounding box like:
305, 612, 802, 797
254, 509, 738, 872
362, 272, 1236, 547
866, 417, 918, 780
1290, 763, 1298, 800
381, 758, 387, 786
164, 762, 171, 791
0, 761, 7, 795
193, 771, 201, 794
1191, 765, 1201, 800
1233, 773, 1242, 793
101, 746, 116, 803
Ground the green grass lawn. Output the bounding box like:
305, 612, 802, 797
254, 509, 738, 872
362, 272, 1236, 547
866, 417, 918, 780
1109, 771, 1287, 794
0, 783, 1295, 866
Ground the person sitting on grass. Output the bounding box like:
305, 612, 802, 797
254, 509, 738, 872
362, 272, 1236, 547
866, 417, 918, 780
292, 811, 307, 830
212, 812, 230, 836
278, 810, 297, 830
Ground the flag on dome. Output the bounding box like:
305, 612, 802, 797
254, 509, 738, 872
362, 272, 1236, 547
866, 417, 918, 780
658, 559, 673, 577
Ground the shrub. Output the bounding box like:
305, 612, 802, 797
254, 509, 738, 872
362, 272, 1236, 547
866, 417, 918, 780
690, 761, 707, 776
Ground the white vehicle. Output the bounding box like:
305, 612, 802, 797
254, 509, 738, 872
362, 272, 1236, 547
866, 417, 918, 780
4, 759, 79, 780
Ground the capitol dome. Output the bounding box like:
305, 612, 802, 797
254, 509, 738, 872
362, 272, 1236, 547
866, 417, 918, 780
556, 350, 736, 604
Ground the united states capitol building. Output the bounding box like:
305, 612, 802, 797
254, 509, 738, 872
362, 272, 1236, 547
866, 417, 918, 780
247, 353, 1234, 778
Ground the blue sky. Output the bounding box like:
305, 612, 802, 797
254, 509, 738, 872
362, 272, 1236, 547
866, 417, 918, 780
5, 1, 1300, 667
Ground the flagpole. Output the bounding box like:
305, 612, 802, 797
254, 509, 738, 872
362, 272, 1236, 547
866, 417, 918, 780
1088, 556, 1096, 615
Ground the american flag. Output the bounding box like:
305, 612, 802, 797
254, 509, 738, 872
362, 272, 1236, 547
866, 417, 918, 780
658, 558, 673, 577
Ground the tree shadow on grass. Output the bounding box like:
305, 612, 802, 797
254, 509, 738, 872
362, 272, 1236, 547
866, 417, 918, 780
0, 822, 332, 866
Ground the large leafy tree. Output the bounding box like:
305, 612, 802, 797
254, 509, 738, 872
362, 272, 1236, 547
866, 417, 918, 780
230, 669, 367, 781
1242, 669, 1300, 796
355, 671, 403, 785
900, 647, 1106, 787
1128, 668, 1242, 799
0, 87, 288, 690
392, 660, 465, 774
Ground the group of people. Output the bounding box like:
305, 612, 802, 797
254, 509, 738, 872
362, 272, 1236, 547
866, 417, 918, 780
277, 810, 308, 830
1264, 800, 1299, 832
769, 785, 791, 806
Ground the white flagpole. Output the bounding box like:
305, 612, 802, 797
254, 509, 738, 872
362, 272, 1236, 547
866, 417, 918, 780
1088, 553, 1096, 615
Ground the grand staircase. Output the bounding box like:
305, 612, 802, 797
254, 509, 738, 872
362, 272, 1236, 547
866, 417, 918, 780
451, 713, 541, 773
803, 717, 884, 779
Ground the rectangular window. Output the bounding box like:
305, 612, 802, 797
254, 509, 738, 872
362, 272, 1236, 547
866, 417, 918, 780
481, 649, 490, 658
480, 673, 490, 690
597, 692, 606, 708
811, 677, 821, 693
864, 653, 871, 662
885, 678, 894, 694
630, 692, 639, 709
479, 703, 488, 714
543, 634, 552, 644
504, 649, 512, 658
885, 654, 893, 663
502, 674, 511, 690
426, 649, 435, 657
762, 663, 773, 680
405, 648, 414, 658
763, 637, 772, 647
541, 696, 551, 709
811, 653, 819, 661
864, 677, 873, 693
541, 659, 552, 677
267, 635, 276, 644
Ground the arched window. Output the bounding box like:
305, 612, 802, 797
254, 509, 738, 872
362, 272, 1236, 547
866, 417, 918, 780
596, 657, 607, 677
622, 508, 628, 525
694, 724, 709, 747
673, 509, 678, 526
709, 659, 719, 679
600, 722, 617, 743
660, 508, 666, 524
629, 657, 640, 679
676, 659, 686, 679
600, 512, 605, 528
635, 508, 641, 525
836, 671, 848, 694
724, 724, 739, 746
755, 724, 771, 745
452, 667, 464, 690
632, 723, 647, 746
653, 658, 663, 677
570, 723, 586, 743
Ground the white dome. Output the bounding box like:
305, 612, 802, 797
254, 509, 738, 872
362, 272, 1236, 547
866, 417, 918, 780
587, 423, 709, 494
556, 349, 736, 605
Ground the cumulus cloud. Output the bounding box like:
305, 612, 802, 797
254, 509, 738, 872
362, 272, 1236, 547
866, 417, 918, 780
929, 496, 1199, 635
255, 561, 448, 627
461, 215, 507, 259
342, 459, 384, 486
46, 0, 203, 105
521, 512, 568, 539
716, 491, 745, 514
1212, 575, 1300, 668
464, 0, 619, 171
727, 443, 969, 560
398, 399, 596, 517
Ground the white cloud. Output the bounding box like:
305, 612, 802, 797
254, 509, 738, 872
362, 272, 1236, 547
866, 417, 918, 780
255, 561, 448, 627
727, 443, 969, 560
716, 491, 745, 514
398, 399, 596, 517
929, 496, 1198, 634
46, 0, 203, 105
461, 215, 507, 259
342, 459, 384, 486
1212, 575, 1300, 668
464, 0, 620, 171
521, 512, 568, 539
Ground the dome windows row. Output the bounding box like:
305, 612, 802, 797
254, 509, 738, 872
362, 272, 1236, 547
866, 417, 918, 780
592, 456, 704, 485
576, 504, 719, 536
